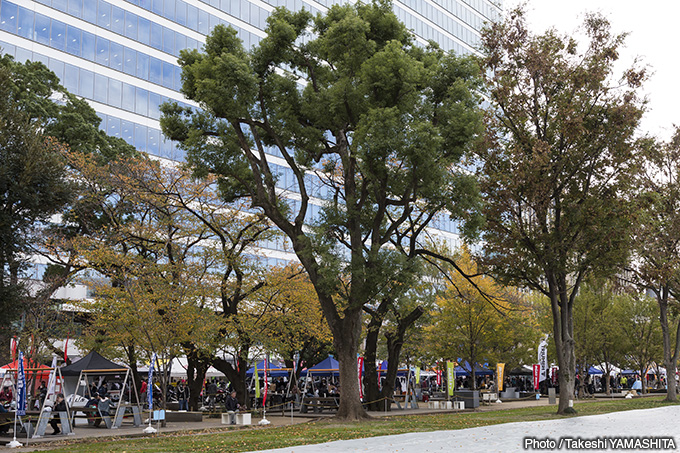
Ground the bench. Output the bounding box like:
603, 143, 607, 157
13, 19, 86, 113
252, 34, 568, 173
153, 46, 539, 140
482, 393, 498, 405
73, 406, 113, 428
300, 397, 339, 413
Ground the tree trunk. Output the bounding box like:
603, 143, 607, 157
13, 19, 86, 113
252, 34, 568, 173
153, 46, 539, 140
212, 354, 249, 409
330, 308, 369, 420
550, 286, 577, 415
362, 299, 389, 411
658, 287, 678, 402
185, 347, 209, 411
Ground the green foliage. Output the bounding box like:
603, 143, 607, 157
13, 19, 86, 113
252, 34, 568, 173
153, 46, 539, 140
162, 1, 484, 416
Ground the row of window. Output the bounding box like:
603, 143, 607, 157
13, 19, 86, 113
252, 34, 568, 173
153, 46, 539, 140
125, 0, 270, 32
455, 0, 500, 22
1, 41, 191, 123
394, 4, 473, 55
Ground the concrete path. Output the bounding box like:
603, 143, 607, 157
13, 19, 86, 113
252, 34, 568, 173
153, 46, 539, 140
254, 405, 680, 453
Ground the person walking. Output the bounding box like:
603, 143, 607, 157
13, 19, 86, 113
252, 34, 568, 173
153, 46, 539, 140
178, 382, 189, 411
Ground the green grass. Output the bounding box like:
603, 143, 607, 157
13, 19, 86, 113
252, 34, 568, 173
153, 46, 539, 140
40, 398, 679, 452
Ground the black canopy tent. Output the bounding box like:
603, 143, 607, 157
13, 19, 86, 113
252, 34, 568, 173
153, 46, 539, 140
62, 351, 141, 429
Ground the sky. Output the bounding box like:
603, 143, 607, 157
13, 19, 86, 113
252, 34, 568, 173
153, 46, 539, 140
502, 0, 680, 141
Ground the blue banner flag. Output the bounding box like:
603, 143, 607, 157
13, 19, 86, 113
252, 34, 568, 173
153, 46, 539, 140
17, 351, 26, 416
148, 353, 156, 410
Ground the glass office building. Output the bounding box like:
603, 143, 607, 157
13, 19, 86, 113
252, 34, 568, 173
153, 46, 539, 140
0, 0, 502, 269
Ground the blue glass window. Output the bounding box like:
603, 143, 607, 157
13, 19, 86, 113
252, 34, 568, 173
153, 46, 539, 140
124, 11, 137, 39
17, 7, 34, 39
162, 61, 173, 89
134, 123, 147, 151
110, 41, 123, 71
150, 22, 162, 49
122, 82, 135, 112
34, 13, 50, 46
68, 0, 82, 17
50, 20, 66, 51
97, 0, 111, 29
187, 4, 198, 30
107, 116, 120, 138
151, 0, 162, 15
136, 52, 149, 79
198, 9, 208, 34
81, 30, 95, 60
52, 0, 67, 13
108, 79, 122, 108
48, 58, 64, 83
149, 57, 162, 84
66, 25, 81, 55
176, 0, 187, 27
135, 87, 148, 116
0, 1, 18, 34
147, 128, 160, 155
148, 92, 161, 119
121, 120, 134, 145
111, 5, 125, 35
82, 0, 96, 23
163, 0, 175, 21
175, 34, 186, 54
162, 27, 173, 54
79, 68, 94, 98
137, 17, 150, 45
63, 63, 79, 94
123, 46, 136, 75
94, 73, 108, 103
173, 65, 182, 90
95, 36, 109, 66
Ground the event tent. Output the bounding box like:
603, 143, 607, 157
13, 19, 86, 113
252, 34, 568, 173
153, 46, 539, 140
1, 358, 51, 382
246, 360, 290, 378
60, 351, 123, 376
302, 356, 339, 377
454, 362, 494, 377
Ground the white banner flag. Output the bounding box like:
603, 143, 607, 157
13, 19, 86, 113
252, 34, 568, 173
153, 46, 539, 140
538, 336, 548, 382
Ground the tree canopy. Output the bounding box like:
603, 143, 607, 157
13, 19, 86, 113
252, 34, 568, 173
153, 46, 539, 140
162, 0, 483, 419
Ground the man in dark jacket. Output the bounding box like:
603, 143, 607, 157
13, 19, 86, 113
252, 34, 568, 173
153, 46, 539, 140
49, 393, 68, 435
225, 391, 240, 424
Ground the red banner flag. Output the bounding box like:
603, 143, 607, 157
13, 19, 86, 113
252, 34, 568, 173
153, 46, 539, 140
10, 337, 18, 364
357, 357, 364, 400
64, 333, 69, 363
533, 364, 541, 390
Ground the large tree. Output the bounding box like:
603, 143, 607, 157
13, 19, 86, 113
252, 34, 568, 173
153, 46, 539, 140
162, 1, 482, 419
630, 128, 680, 401
477, 10, 645, 414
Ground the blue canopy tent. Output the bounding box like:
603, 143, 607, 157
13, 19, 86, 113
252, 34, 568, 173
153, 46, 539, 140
302, 356, 340, 377
245, 360, 290, 377
377, 360, 409, 377
454, 362, 494, 377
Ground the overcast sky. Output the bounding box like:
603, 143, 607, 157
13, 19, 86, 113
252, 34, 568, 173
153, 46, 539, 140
502, 0, 679, 141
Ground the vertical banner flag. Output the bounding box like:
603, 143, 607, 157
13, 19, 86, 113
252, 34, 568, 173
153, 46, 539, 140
263, 356, 269, 406
254, 362, 260, 398
415, 367, 421, 385
64, 333, 69, 364
538, 335, 548, 382
446, 361, 455, 397
357, 356, 364, 400
496, 363, 505, 392
10, 337, 18, 364
148, 352, 156, 410
436, 363, 442, 387
533, 364, 540, 390
17, 351, 26, 416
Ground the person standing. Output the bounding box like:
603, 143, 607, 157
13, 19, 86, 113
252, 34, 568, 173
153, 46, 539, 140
206, 380, 218, 410
178, 382, 189, 411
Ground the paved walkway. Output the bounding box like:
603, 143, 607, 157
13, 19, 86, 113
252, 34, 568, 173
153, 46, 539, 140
0, 395, 664, 452
255, 405, 680, 453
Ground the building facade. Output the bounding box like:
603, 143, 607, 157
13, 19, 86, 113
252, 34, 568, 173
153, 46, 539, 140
0, 0, 501, 274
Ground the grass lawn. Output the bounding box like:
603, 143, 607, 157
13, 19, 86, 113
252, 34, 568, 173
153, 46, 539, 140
41, 397, 678, 452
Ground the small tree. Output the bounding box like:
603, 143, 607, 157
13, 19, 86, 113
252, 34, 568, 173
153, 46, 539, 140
631, 128, 680, 401
477, 9, 645, 414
